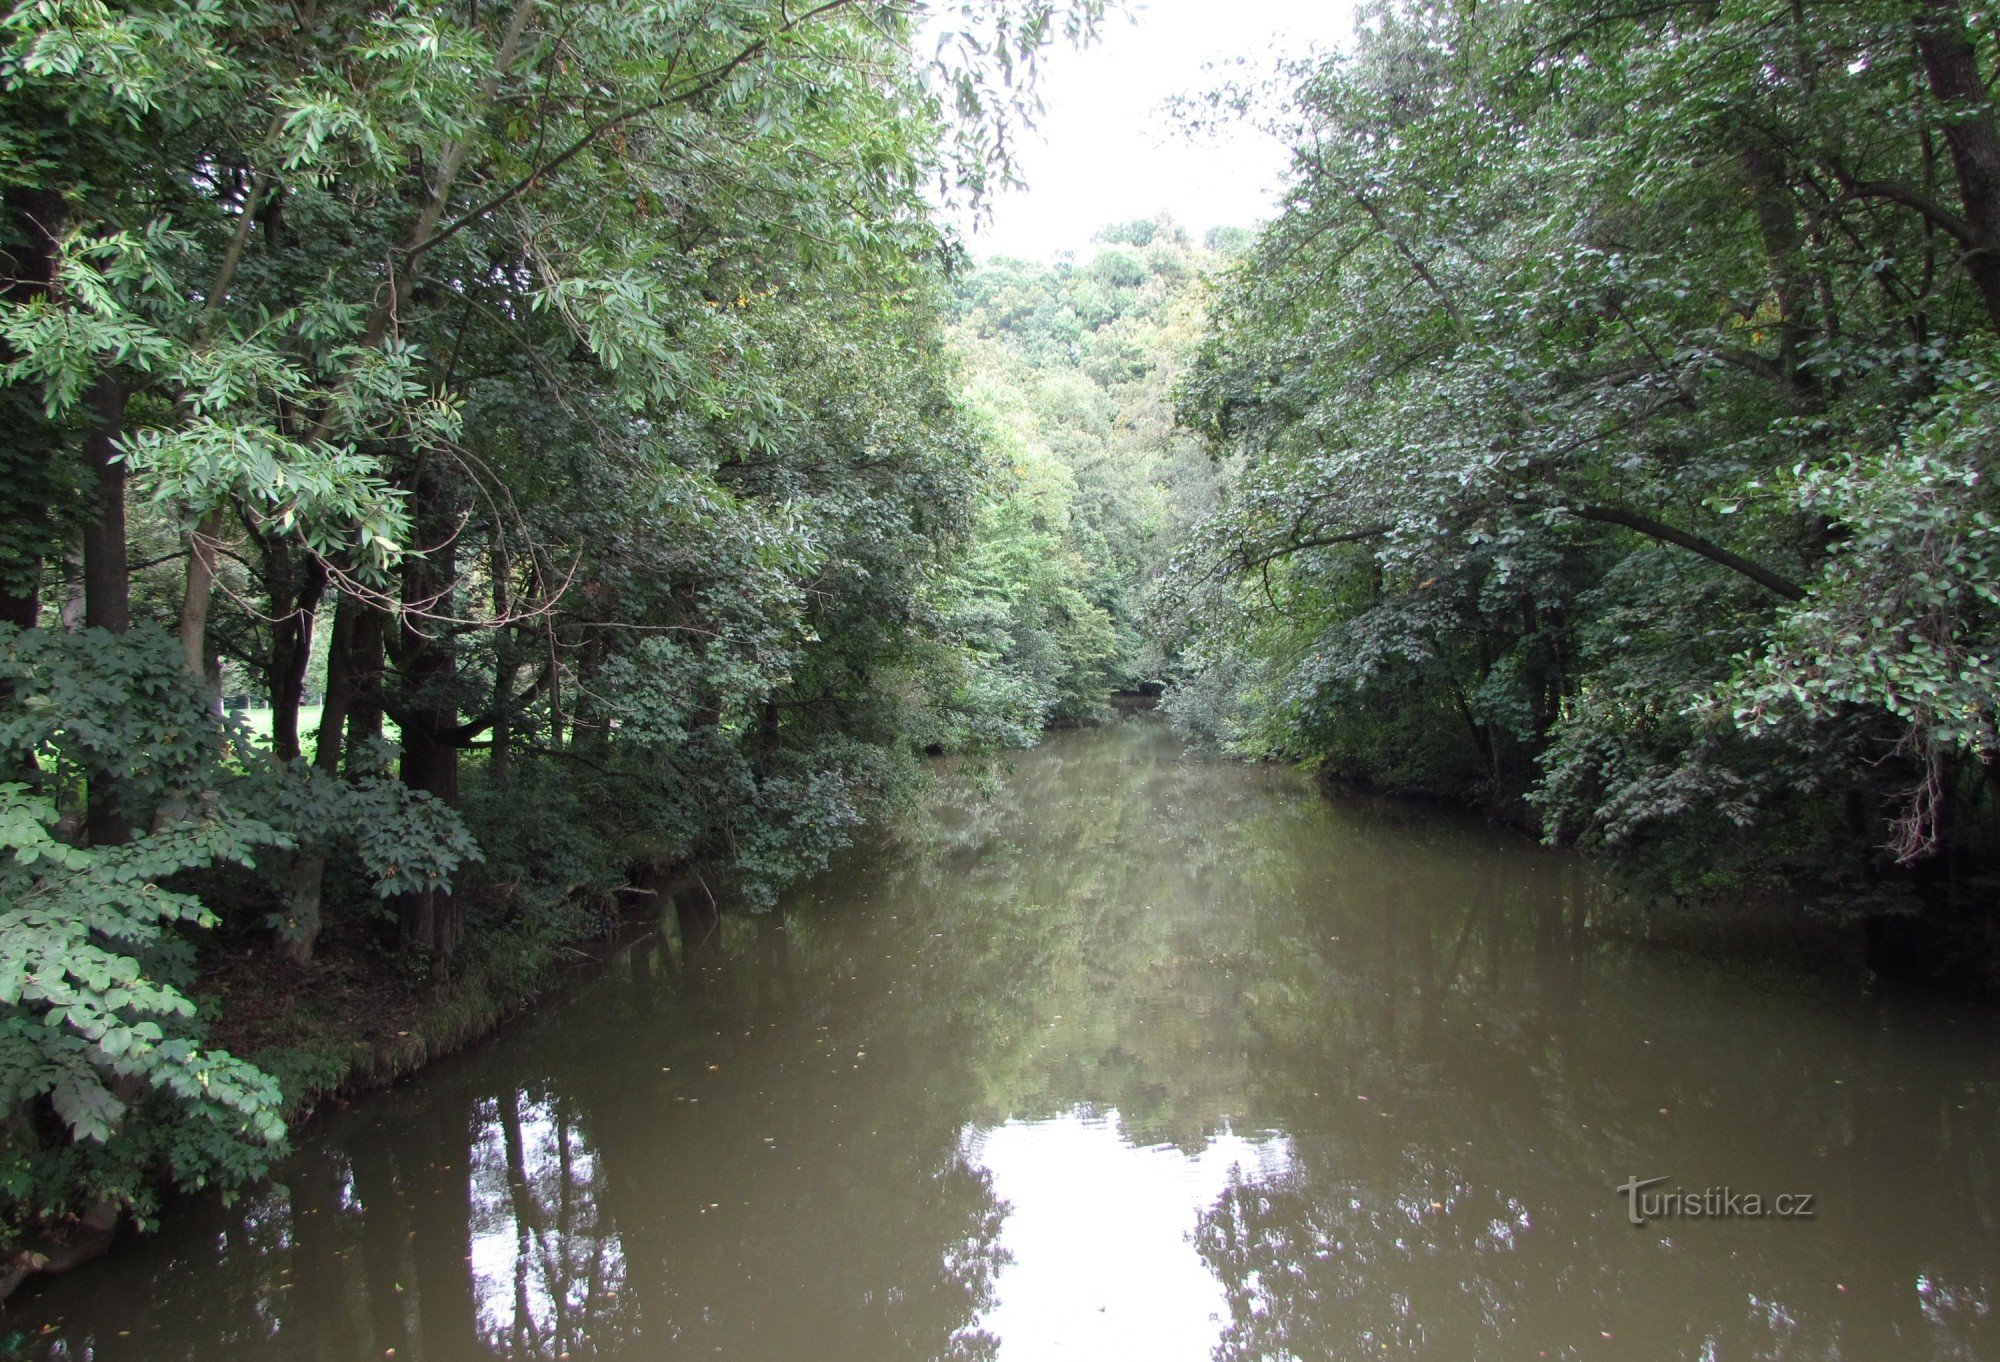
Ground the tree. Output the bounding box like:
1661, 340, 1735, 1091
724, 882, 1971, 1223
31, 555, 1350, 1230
0, 0, 1118, 1281
1163, 0, 2000, 922
950, 220, 1231, 712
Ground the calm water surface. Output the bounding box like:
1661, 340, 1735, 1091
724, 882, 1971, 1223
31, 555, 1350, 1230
18, 714, 2000, 1360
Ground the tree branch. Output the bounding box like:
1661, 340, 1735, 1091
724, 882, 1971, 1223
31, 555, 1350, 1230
1350, 190, 1468, 332
446, 660, 554, 744
1225, 522, 1394, 576
1567, 504, 1806, 601
403, 0, 865, 263
1836, 177, 1978, 246
302, 0, 539, 447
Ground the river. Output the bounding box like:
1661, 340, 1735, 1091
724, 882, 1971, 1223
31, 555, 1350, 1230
17, 712, 2000, 1360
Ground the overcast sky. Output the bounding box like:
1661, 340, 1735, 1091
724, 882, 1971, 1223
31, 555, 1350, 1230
960, 0, 1359, 261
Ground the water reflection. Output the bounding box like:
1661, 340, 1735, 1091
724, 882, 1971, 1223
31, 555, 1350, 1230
962, 1112, 1290, 1359
468, 1093, 627, 1357
18, 713, 2000, 1360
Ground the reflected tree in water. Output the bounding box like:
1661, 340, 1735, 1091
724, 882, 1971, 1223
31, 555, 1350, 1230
469, 1091, 630, 1359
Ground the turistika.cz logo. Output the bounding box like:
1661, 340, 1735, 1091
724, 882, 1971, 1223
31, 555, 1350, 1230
1616, 1175, 1817, 1226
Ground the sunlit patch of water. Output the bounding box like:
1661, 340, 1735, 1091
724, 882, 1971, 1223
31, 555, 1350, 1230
958, 1108, 1291, 1358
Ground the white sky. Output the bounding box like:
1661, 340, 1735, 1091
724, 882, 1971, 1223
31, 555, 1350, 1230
963, 0, 1359, 261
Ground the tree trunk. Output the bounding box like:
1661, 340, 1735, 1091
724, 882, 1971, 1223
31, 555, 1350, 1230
269, 548, 326, 763
58, 549, 84, 631
81, 378, 130, 634
1739, 142, 1816, 399
278, 586, 378, 964
316, 591, 387, 777
395, 724, 462, 956
1914, 0, 2000, 331
177, 508, 225, 711
393, 460, 463, 956
489, 537, 513, 782
314, 593, 361, 776
152, 507, 229, 834
344, 605, 387, 771
277, 850, 327, 967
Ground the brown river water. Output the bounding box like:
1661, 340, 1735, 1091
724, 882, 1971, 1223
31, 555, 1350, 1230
15, 711, 2000, 1360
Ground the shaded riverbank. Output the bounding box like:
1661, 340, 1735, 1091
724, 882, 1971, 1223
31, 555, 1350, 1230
0, 882, 644, 1308
14, 712, 2000, 1359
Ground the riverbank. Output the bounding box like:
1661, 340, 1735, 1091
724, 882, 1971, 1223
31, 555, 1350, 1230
1304, 762, 1963, 996
1, 884, 650, 1308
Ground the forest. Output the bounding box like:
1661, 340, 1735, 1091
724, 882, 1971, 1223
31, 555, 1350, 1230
1158, 0, 2000, 936
3, 0, 1999, 1306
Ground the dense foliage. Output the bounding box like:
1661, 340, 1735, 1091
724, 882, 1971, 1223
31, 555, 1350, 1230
947, 217, 1230, 721
0, 0, 1113, 1269
1161, 0, 2000, 927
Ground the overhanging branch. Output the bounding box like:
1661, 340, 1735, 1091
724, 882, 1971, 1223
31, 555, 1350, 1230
1567, 504, 1806, 601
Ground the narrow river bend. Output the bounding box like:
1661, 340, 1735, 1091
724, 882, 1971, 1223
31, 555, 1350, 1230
21, 714, 2000, 1360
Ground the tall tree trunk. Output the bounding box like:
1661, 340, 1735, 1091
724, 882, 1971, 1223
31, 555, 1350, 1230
268, 547, 326, 764
151, 525, 229, 827
489, 656, 512, 779
81, 379, 130, 635
1740, 143, 1817, 400
0, 450, 45, 625
395, 723, 463, 955
81, 377, 131, 847
177, 508, 225, 711
345, 604, 387, 771
1914, 0, 2000, 331
269, 0, 537, 956
547, 619, 565, 752
58, 549, 84, 632
489, 537, 513, 782
394, 460, 464, 956
277, 849, 327, 966
315, 592, 362, 777
276, 587, 380, 964
315, 591, 388, 776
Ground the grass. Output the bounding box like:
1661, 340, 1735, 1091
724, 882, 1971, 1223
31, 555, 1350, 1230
230, 705, 399, 762
233, 703, 322, 748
